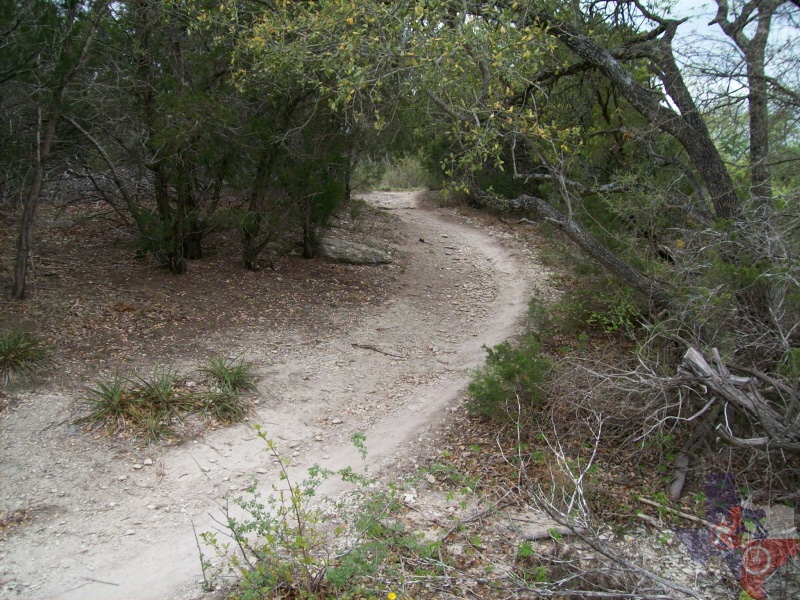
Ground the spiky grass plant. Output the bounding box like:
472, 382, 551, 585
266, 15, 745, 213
83, 374, 138, 434
0, 329, 50, 387
200, 355, 257, 393
80, 360, 255, 441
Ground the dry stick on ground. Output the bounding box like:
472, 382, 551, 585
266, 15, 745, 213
350, 343, 407, 359
637, 497, 716, 529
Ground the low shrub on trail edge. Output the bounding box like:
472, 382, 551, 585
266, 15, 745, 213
0, 328, 50, 388
79, 356, 256, 443
467, 335, 550, 421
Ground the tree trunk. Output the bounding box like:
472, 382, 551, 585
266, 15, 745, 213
529, 11, 743, 223
302, 224, 315, 259
10, 1, 108, 300
713, 0, 779, 209
491, 192, 674, 310
182, 228, 203, 260
11, 110, 56, 299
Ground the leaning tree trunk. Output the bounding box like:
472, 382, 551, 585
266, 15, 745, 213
528, 10, 743, 223
484, 192, 674, 311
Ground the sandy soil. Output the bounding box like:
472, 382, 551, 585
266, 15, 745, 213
0, 191, 554, 599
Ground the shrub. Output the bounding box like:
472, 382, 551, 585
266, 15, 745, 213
0, 329, 50, 387
201, 429, 381, 598
467, 335, 550, 420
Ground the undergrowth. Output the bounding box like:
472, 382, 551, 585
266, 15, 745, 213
79, 355, 256, 442
353, 154, 438, 191
200, 429, 449, 599
467, 335, 550, 421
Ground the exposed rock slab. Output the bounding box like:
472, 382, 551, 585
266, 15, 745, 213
317, 236, 392, 264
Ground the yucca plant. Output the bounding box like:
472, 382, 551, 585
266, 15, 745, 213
0, 329, 50, 387
82, 375, 137, 434
200, 355, 257, 393
198, 390, 249, 424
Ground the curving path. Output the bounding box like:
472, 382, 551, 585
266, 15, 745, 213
0, 192, 547, 599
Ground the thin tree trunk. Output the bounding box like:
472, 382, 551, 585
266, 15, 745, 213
10, 1, 108, 300
11, 105, 57, 299
713, 0, 778, 209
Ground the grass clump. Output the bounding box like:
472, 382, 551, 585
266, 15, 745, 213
80, 358, 257, 442
83, 374, 138, 433
200, 354, 257, 393
0, 329, 50, 387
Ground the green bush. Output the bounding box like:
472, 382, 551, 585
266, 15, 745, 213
587, 291, 641, 334
201, 429, 382, 598
467, 335, 550, 420
200, 431, 455, 598
0, 329, 50, 387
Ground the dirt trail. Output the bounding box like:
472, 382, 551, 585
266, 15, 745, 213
0, 191, 550, 599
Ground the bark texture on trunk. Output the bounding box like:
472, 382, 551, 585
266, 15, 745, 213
529, 10, 743, 223
11, 1, 109, 299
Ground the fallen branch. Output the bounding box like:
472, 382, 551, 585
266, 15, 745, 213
636, 512, 662, 529
521, 524, 585, 541
351, 343, 407, 359
637, 497, 715, 528
679, 347, 800, 451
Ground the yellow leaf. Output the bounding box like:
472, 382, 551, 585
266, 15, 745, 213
346, 17, 354, 26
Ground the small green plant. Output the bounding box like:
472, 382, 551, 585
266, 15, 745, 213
79, 359, 253, 441
202, 428, 386, 598
517, 541, 535, 559
0, 329, 50, 387
467, 335, 550, 420
587, 291, 641, 334
201, 354, 257, 393
83, 374, 136, 433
